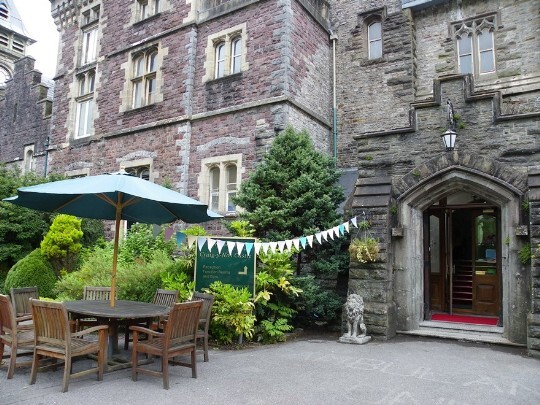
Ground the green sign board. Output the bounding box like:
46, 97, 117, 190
194, 237, 257, 296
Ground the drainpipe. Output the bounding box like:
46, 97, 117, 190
43, 136, 50, 177
330, 32, 338, 164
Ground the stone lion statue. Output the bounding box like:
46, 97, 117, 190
343, 293, 367, 338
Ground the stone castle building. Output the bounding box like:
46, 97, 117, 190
1, 0, 540, 354
0, 0, 53, 174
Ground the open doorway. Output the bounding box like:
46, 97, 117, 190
424, 191, 500, 322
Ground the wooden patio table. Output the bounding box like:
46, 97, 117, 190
65, 300, 169, 371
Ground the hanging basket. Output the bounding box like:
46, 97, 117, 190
349, 237, 379, 263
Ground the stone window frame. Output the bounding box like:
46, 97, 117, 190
74, 69, 96, 139
131, 47, 158, 108
359, 7, 386, 62
121, 43, 165, 112
79, 4, 101, 67
198, 154, 242, 214
452, 13, 498, 78
367, 21, 382, 60
121, 158, 154, 181
65, 168, 91, 178
22, 144, 34, 174
203, 23, 249, 83
129, 0, 170, 25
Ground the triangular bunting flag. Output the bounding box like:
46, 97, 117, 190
227, 241, 235, 255
197, 237, 207, 251
262, 243, 270, 254
293, 238, 300, 250
269, 242, 278, 253
339, 224, 346, 235
328, 228, 335, 240
216, 240, 226, 253
236, 242, 245, 255
315, 232, 322, 245
351, 217, 358, 228
254, 243, 261, 255
344, 222, 350, 233
285, 239, 293, 251
307, 235, 314, 247
207, 238, 217, 251
277, 241, 285, 253
187, 235, 197, 248
246, 243, 254, 256
176, 232, 186, 246
300, 237, 307, 249
321, 230, 328, 241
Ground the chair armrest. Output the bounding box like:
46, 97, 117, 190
72, 324, 108, 338
129, 325, 163, 338
16, 314, 33, 323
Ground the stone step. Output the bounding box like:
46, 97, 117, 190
397, 321, 523, 347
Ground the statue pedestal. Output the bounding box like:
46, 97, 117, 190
338, 335, 372, 345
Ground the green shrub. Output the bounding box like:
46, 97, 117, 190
4, 249, 57, 298
206, 281, 255, 345
41, 214, 83, 275
160, 269, 194, 302
291, 275, 343, 328
119, 223, 175, 265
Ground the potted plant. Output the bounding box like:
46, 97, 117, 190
349, 218, 379, 263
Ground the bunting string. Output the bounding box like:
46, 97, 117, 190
182, 216, 361, 257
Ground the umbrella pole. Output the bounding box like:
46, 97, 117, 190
111, 196, 123, 307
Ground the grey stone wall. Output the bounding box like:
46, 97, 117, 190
0, 57, 52, 171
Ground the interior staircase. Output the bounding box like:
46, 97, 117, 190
452, 262, 473, 310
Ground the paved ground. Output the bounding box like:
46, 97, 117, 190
2, 333, 540, 405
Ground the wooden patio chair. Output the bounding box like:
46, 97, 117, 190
130, 300, 202, 390
10, 287, 39, 317
29, 298, 108, 393
124, 289, 179, 350
192, 291, 215, 362
0, 294, 34, 379
75, 286, 112, 332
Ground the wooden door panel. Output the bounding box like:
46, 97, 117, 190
473, 275, 498, 315
430, 274, 443, 311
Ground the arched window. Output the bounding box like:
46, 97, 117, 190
24, 149, 34, 173
454, 16, 496, 77
231, 37, 242, 74
477, 28, 495, 74
226, 164, 237, 212
457, 33, 473, 74
75, 69, 96, 138
215, 43, 225, 79
368, 21, 382, 60
209, 166, 220, 211
132, 49, 158, 108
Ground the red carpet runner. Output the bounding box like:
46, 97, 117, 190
431, 313, 498, 326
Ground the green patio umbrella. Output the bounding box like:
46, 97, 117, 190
3, 170, 222, 306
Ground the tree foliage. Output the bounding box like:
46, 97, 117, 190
0, 166, 53, 273
41, 214, 84, 275
233, 127, 344, 241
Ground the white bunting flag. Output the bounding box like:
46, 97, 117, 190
344, 222, 350, 233
236, 242, 245, 255
254, 243, 262, 255
321, 230, 328, 241
285, 239, 293, 251
315, 232, 322, 245
197, 237, 207, 251
216, 240, 226, 253
262, 243, 270, 254
293, 238, 300, 250
351, 217, 358, 228
269, 242, 278, 253
207, 238, 217, 251
307, 235, 314, 247
187, 235, 197, 248
227, 241, 235, 255
277, 241, 285, 253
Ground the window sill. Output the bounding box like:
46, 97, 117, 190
123, 103, 156, 115
76, 62, 98, 73
133, 12, 162, 27
70, 134, 97, 146
206, 72, 243, 84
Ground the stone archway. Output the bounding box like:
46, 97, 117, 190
392, 153, 528, 343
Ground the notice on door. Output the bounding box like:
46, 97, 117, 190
194, 237, 256, 296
